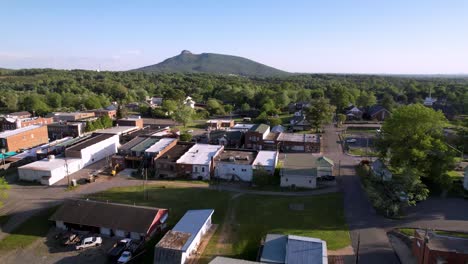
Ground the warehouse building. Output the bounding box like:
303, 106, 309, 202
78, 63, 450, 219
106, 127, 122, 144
65, 133, 119, 167
18, 155, 82, 185
50, 199, 168, 240
154, 209, 214, 264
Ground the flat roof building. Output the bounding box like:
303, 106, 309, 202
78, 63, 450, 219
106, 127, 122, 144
94, 126, 139, 136
18, 156, 82, 185
65, 133, 119, 167
0, 125, 49, 152
214, 150, 257, 182
176, 144, 224, 180
252, 150, 278, 174
154, 209, 214, 264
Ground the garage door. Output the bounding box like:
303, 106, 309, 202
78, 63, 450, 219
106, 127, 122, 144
100, 227, 111, 236
115, 229, 127, 238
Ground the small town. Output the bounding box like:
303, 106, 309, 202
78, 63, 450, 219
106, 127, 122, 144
1, 1, 468, 264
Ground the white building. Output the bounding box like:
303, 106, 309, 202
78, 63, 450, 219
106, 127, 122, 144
176, 144, 224, 180
94, 126, 139, 136
184, 96, 195, 109
214, 150, 256, 182
144, 138, 177, 158
154, 209, 214, 264
18, 156, 82, 185
261, 234, 328, 264
252, 150, 278, 175
65, 134, 120, 167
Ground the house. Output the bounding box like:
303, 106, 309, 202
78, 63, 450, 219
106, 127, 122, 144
154, 142, 195, 178
0, 125, 49, 152
184, 96, 195, 109
464, 167, 468, 191
365, 105, 391, 121
289, 114, 311, 131
117, 116, 144, 128
371, 159, 392, 181
154, 209, 214, 264
244, 124, 270, 150
287, 102, 310, 113
277, 133, 320, 153
50, 199, 168, 240
230, 123, 254, 132
260, 234, 328, 264
206, 119, 235, 130
424, 96, 437, 106
208, 130, 243, 148
47, 122, 85, 140
281, 154, 334, 189
412, 229, 468, 264
18, 155, 82, 185
0, 115, 53, 131
252, 150, 278, 175
214, 150, 257, 182
148, 97, 163, 107
65, 134, 119, 167
344, 105, 363, 120
176, 144, 224, 180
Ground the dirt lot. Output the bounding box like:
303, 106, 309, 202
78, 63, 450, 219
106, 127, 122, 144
0, 228, 120, 264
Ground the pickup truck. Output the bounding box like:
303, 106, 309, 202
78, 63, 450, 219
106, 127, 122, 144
108, 238, 132, 259
75, 237, 102, 250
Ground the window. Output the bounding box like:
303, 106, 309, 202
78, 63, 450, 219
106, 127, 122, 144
309, 180, 312, 183
195, 167, 198, 173
286, 178, 288, 182
202, 167, 205, 173
241, 169, 246, 172
232, 168, 235, 171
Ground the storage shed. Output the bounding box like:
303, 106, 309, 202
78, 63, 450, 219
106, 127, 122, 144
50, 199, 168, 240
154, 209, 214, 264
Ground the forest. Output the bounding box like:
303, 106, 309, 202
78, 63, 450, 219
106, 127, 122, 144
0, 68, 466, 117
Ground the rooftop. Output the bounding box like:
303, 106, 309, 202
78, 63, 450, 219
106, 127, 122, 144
416, 230, 468, 254
0, 125, 43, 138
7, 111, 31, 117
252, 150, 277, 167
50, 199, 165, 234
18, 157, 82, 171
94, 126, 139, 135
282, 153, 320, 177
231, 124, 254, 131
172, 209, 214, 251
155, 230, 191, 250
215, 149, 256, 165
209, 257, 260, 264
119, 136, 147, 152
66, 134, 116, 152
131, 137, 160, 153
158, 143, 194, 162
277, 133, 320, 143
177, 144, 223, 165
118, 116, 141, 121
261, 234, 327, 264
145, 138, 177, 154
249, 123, 270, 134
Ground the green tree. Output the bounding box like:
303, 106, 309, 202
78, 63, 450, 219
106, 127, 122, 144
116, 105, 128, 119
179, 132, 193, 142
377, 104, 455, 192
22, 94, 50, 116
240, 103, 251, 112
173, 105, 194, 127
162, 99, 178, 115
84, 96, 102, 110
206, 99, 225, 115
337, 114, 347, 127
304, 98, 336, 132
356, 91, 377, 108
46, 93, 62, 108
381, 93, 395, 112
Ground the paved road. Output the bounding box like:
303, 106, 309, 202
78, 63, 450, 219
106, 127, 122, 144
323, 124, 468, 264
323, 124, 399, 264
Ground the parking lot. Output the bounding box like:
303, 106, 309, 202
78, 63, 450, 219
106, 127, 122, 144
1, 228, 120, 264
344, 132, 378, 157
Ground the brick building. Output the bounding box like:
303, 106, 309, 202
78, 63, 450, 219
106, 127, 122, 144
412, 229, 468, 264
0, 125, 49, 152
206, 119, 235, 130
244, 124, 270, 150
47, 122, 85, 140
90, 109, 117, 119
0, 112, 53, 131
116, 116, 144, 128
48, 112, 96, 122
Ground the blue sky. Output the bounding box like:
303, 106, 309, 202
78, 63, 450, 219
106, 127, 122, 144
1, 0, 468, 73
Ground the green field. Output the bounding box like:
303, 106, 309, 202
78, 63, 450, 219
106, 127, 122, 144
89, 184, 350, 263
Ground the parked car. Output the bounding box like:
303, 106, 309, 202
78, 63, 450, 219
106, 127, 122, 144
346, 138, 357, 143
76, 236, 102, 250
321, 175, 336, 181
117, 251, 132, 264
108, 238, 132, 258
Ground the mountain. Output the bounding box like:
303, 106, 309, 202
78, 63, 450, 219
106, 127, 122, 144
132, 50, 290, 77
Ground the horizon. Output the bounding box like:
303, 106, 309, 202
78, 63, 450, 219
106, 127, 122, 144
1, 0, 468, 74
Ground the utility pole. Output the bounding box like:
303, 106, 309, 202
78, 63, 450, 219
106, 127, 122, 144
338, 160, 341, 177
355, 232, 360, 264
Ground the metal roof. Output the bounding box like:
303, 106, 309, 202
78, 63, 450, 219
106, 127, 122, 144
261, 234, 327, 264
157, 209, 214, 252
18, 157, 82, 171
282, 153, 319, 177
249, 123, 270, 134
94, 126, 138, 135
145, 138, 177, 154
252, 151, 277, 168
131, 137, 160, 153
176, 144, 223, 165
209, 257, 260, 264
66, 134, 116, 152
277, 133, 319, 143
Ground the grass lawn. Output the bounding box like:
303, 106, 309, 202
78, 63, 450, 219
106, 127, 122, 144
0, 207, 56, 251
348, 148, 378, 157
398, 228, 415, 236
90, 185, 350, 263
